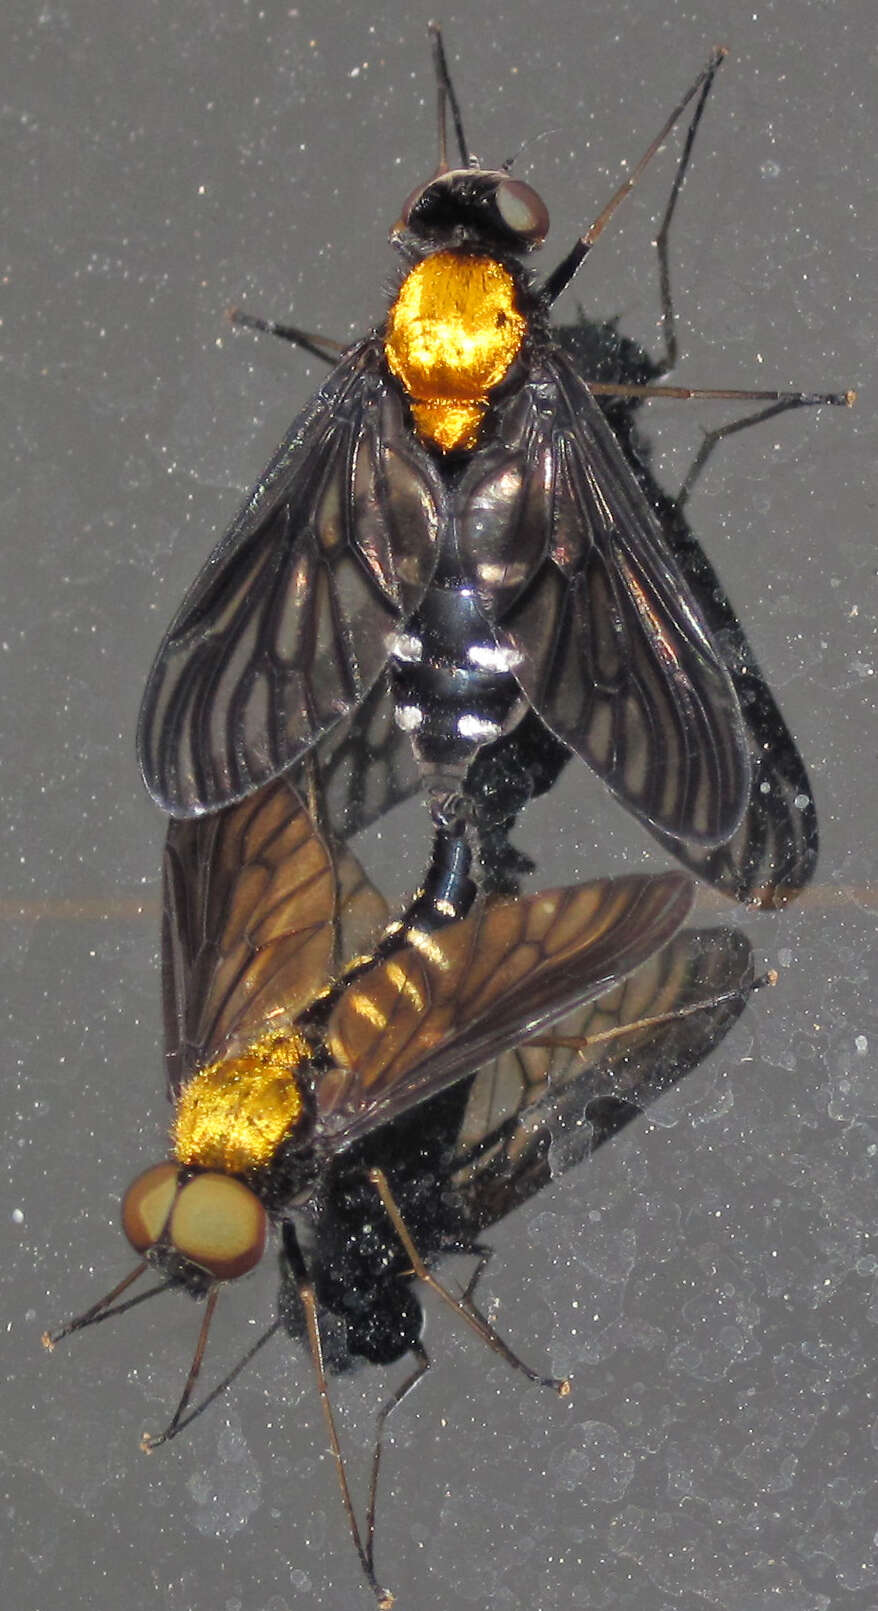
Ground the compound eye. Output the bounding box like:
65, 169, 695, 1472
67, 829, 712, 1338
122, 1162, 180, 1254
495, 178, 549, 244
399, 180, 428, 226
169, 1173, 267, 1281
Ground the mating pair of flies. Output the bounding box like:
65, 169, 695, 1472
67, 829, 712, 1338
47, 770, 758, 1606
46, 24, 851, 1605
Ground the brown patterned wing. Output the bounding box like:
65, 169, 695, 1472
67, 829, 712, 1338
317, 871, 695, 1147
162, 775, 388, 1093
450, 924, 755, 1229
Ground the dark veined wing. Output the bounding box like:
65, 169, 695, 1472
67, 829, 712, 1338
139, 339, 442, 817
315, 870, 695, 1148
450, 924, 754, 1230
162, 775, 388, 1092
456, 350, 749, 846
290, 670, 421, 846
645, 504, 818, 906
651, 706, 818, 907
553, 310, 817, 907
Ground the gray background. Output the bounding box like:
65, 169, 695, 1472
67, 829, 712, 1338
3, 0, 875, 1607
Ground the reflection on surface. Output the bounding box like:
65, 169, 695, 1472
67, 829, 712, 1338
44, 758, 763, 1602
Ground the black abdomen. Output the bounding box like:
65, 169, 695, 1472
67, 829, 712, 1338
390, 574, 525, 785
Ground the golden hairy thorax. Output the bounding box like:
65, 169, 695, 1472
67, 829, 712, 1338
173, 1030, 309, 1174
385, 252, 527, 453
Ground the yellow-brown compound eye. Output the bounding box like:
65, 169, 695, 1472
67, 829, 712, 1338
121, 1161, 180, 1254
168, 1173, 267, 1281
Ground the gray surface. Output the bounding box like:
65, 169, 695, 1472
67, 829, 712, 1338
3, 0, 875, 1607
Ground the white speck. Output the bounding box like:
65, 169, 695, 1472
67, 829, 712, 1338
389, 630, 423, 662
855, 1035, 868, 1055
394, 704, 423, 732
457, 713, 501, 741
793, 793, 810, 810
467, 641, 522, 672
12, 1208, 23, 1225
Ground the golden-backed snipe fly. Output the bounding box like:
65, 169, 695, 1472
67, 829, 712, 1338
43, 774, 740, 1604
137, 26, 851, 851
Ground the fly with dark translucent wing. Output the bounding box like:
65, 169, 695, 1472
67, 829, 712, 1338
551, 309, 822, 908
137, 26, 851, 858
45, 773, 709, 1604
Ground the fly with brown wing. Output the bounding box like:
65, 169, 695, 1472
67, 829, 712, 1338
42, 771, 762, 1603
137, 26, 851, 886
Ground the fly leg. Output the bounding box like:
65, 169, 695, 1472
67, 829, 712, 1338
544, 49, 852, 414
365, 1342, 431, 1579
671, 398, 823, 515
227, 307, 345, 366
602, 61, 855, 414
543, 48, 727, 305
368, 1167, 570, 1395
284, 1222, 394, 1607
650, 41, 723, 382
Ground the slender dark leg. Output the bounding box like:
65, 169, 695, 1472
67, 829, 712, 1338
528, 969, 775, 1057
651, 56, 720, 379
141, 1316, 283, 1444
42, 1260, 164, 1347
641, 63, 853, 412
459, 1246, 496, 1306
618, 57, 852, 412
141, 1284, 221, 1451
368, 1167, 569, 1395
543, 48, 727, 305
671, 398, 824, 515
297, 1275, 394, 1607
585, 379, 853, 407
365, 1342, 431, 1576
543, 51, 853, 414
228, 307, 344, 366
